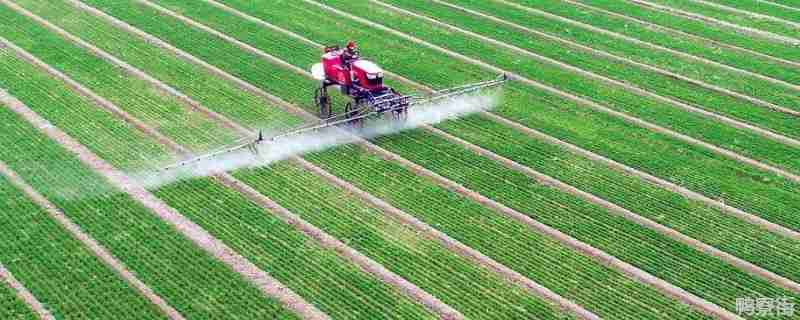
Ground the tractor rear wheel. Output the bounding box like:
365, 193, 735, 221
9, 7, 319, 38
315, 87, 331, 119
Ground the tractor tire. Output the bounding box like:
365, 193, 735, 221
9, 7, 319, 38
315, 87, 331, 119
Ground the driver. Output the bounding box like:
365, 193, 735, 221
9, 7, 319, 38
341, 40, 359, 68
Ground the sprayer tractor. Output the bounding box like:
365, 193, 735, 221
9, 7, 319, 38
158, 41, 508, 172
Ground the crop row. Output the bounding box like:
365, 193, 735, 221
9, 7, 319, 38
643, 0, 800, 40
12, 0, 302, 132
0, 172, 163, 319
0, 48, 168, 170
414, 0, 800, 114
0, 277, 35, 320
452, 0, 800, 86
34, 0, 800, 316
0, 58, 293, 318
16, 2, 575, 318
69, 0, 800, 288
162, 0, 800, 245
439, 115, 800, 282
232, 161, 574, 319
23, 1, 708, 318
303, 143, 703, 319
313, 0, 800, 173
368, 128, 799, 314
153, 176, 434, 319
568, 0, 800, 62
0, 4, 236, 153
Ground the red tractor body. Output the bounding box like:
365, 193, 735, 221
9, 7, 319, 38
312, 43, 407, 122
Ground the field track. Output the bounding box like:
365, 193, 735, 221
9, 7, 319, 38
1, 0, 800, 318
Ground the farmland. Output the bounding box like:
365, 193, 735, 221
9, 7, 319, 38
0, 0, 799, 319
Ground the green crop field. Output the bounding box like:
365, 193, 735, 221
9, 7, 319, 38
0, 0, 799, 319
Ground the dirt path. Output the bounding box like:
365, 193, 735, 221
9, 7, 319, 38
0, 161, 185, 320
627, 0, 800, 44
372, 0, 800, 147
756, 0, 800, 13
0, 265, 54, 320
440, 0, 800, 109
306, 0, 800, 184
0, 90, 329, 320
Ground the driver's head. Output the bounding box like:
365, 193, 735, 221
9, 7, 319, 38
346, 41, 357, 52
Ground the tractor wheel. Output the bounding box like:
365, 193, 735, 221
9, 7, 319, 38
345, 102, 364, 128
315, 87, 331, 119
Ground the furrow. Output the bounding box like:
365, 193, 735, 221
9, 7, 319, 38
370, 0, 800, 148
688, 0, 800, 29
0, 37, 185, 155
626, 0, 800, 44
165, 0, 800, 293
0, 0, 249, 136
0, 89, 329, 320
0, 161, 185, 320
302, 0, 800, 184
0, 266, 53, 320
61, 0, 315, 123
481, 0, 800, 104
560, 0, 800, 69
65, 1, 602, 317
216, 172, 464, 320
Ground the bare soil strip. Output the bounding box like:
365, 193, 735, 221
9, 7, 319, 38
215, 172, 464, 320
445, 0, 800, 109
372, 0, 800, 147
0, 161, 186, 320
627, 0, 800, 44
559, 0, 800, 70
0, 265, 54, 320
0, 0, 249, 136
137, 2, 743, 318
0, 90, 329, 320
428, 126, 800, 294
198, 0, 798, 239
304, 0, 800, 184
688, 0, 800, 29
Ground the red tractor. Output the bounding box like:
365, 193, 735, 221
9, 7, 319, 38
311, 41, 410, 125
